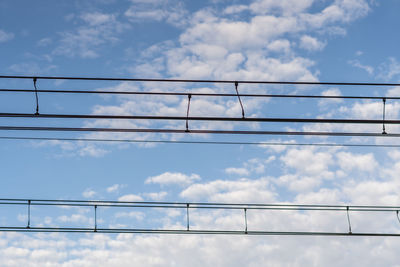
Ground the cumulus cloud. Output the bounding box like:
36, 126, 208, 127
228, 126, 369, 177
145, 172, 201, 186
299, 35, 326, 51
118, 194, 143, 202
82, 188, 97, 198
180, 178, 276, 202
106, 184, 126, 193
53, 12, 130, 58
125, 0, 188, 27
143, 191, 168, 200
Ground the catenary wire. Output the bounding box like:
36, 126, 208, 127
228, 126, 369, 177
0, 112, 398, 124
1, 136, 400, 148
0, 88, 399, 100
2, 75, 400, 86
0, 126, 398, 137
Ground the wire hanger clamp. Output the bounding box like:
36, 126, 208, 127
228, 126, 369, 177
382, 98, 387, 134
346, 206, 352, 234
185, 94, 192, 132
33, 78, 40, 115
235, 81, 245, 119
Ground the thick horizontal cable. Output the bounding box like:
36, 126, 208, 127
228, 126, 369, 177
1, 75, 400, 86
1, 136, 400, 148
1, 198, 400, 211
0, 112, 398, 124
0, 227, 399, 236
0, 126, 397, 137
0, 88, 397, 100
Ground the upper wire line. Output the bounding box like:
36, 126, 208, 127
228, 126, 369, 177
2, 75, 400, 86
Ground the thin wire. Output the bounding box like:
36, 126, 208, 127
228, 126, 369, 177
3, 136, 400, 147
1, 227, 400, 236
3, 198, 400, 210
0, 126, 399, 137
1, 112, 400, 125
1, 88, 399, 100
2, 75, 400, 86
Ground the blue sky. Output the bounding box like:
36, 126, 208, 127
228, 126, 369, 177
2, 0, 400, 266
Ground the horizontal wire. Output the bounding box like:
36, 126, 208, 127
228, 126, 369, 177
2, 75, 400, 86
1, 136, 400, 148
1, 198, 400, 210
0, 112, 397, 124
0, 88, 397, 100
0, 227, 399, 236
0, 126, 396, 137
0, 201, 384, 211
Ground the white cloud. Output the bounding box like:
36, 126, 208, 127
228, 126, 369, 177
143, 191, 168, 200
114, 211, 145, 220
180, 178, 276, 203
225, 157, 275, 176
53, 12, 130, 58
225, 167, 249, 176
106, 184, 126, 193
118, 194, 143, 202
348, 59, 374, 74
58, 214, 91, 224
223, 5, 249, 15
318, 88, 343, 107
249, 0, 314, 15
280, 148, 334, 178
336, 151, 378, 173
145, 172, 201, 186
78, 145, 108, 157
0, 29, 14, 43
82, 189, 97, 198
378, 57, 400, 80
81, 12, 116, 26
125, 0, 188, 27
299, 35, 326, 51
36, 37, 52, 47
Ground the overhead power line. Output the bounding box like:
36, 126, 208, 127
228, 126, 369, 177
0, 75, 394, 138
2, 75, 400, 86
0, 112, 397, 125
0, 125, 397, 137
1, 198, 400, 236
1, 136, 400, 148
0, 88, 398, 100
